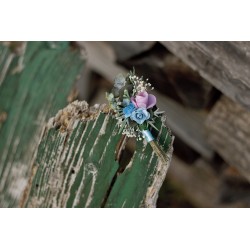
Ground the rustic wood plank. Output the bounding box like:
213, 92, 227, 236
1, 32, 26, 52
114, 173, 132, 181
0, 44, 15, 87
22, 101, 174, 208
205, 96, 250, 182
0, 42, 85, 207
161, 41, 250, 111
121, 43, 219, 109
165, 156, 250, 208
78, 42, 127, 82
107, 41, 156, 61
155, 90, 214, 160
167, 157, 220, 207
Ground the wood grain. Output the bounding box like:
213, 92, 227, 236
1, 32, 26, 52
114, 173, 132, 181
0, 42, 85, 207
161, 41, 250, 110
108, 41, 156, 61
155, 90, 214, 160
23, 101, 174, 208
206, 96, 250, 181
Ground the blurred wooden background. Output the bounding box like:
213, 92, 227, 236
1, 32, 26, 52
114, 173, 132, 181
77, 41, 250, 208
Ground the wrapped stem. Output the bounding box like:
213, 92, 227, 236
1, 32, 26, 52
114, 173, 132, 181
141, 129, 168, 164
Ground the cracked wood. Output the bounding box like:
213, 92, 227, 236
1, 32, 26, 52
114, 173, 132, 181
23, 101, 174, 208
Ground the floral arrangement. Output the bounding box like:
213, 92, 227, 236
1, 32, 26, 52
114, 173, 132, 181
106, 69, 164, 142
106, 69, 168, 163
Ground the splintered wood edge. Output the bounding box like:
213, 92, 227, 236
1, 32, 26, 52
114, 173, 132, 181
46, 100, 110, 132
19, 100, 110, 207
20, 101, 174, 207
142, 113, 174, 208
144, 133, 174, 208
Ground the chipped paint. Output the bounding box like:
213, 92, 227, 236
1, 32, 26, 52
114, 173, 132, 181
84, 163, 98, 207
144, 140, 174, 208
23, 102, 174, 208
0, 42, 85, 207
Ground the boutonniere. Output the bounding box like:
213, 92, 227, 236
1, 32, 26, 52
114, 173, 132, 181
106, 69, 168, 164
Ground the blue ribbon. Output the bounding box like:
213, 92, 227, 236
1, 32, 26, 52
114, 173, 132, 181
142, 130, 154, 142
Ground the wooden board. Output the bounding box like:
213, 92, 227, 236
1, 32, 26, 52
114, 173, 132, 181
161, 41, 250, 111
22, 101, 174, 208
167, 157, 220, 208
78, 42, 127, 82
107, 41, 156, 61
0, 42, 85, 207
155, 90, 214, 160
206, 96, 250, 182
121, 43, 219, 109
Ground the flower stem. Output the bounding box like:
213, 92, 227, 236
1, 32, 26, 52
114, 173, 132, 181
140, 129, 168, 165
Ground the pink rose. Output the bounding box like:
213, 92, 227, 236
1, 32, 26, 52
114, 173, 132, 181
131, 91, 156, 109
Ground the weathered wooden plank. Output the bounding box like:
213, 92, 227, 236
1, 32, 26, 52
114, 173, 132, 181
166, 157, 220, 208
78, 42, 127, 82
155, 90, 214, 160
161, 41, 250, 110
0, 44, 15, 87
105, 112, 173, 208
108, 41, 156, 61
0, 42, 85, 207
122, 43, 219, 109
205, 96, 250, 182
22, 101, 174, 208
164, 157, 250, 208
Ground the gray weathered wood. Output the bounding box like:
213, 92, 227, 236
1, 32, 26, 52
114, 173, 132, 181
168, 157, 220, 207
205, 96, 250, 182
161, 41, 250, 111
108, 41, 156, 61
155, 90, 214, 160
78, 42, 127, 82
167, 157, 250, 207
121, 44, 219, 109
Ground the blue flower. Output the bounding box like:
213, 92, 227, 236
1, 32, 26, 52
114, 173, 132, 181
130, 108, 150, 124
123, 102, 135, 118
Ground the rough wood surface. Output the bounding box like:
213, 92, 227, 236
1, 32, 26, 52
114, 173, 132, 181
122, 43, 219, 109
168, 157, 220, 207
22, 101, 174, 208
155, 91, 214, 160
206, 96, 250, 182
108, 41, 156, 61
78, 42, 127, 82
161, 41, 250, 111
166, 157, 250, 208
0, 42, 85, 207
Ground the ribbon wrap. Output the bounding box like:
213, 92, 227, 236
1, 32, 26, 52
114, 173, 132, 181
142, 130, 154, 142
